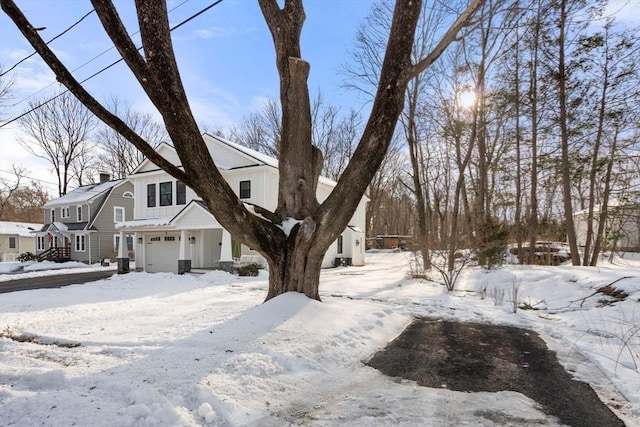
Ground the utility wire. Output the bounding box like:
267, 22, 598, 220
0, 168, 59, 187
1, 0, 221, 129
171, 0, 222, 31
0, 9, 95, 77
6, 0, 192, 111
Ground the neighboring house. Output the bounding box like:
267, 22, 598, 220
575, 203, 640, 252
117, 133, 367, 274
34, 174, 135, 264
0, 221, 42, 262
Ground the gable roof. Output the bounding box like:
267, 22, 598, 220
205, 134, 278, 169
44, 179, 126, 208
37, 222, 96, 233
131, 135, 278, 175
170, 200, 221, 228
128, 133, 342, 186
0, 221, 42, 237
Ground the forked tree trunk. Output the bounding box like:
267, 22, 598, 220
265, 225, 324, 301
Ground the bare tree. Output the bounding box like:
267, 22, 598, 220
95, 97, 167, 178
0, 164, 26, 219
17, 93, 97, 196
321, 108, 361, 181
2, 0, 485, 301
366, 138, 406, 237
0, 62, 15, 119
230, 93, 361, 181
229, 98, 282, 158
0, 179, 50, 223
344, 0, 469, 271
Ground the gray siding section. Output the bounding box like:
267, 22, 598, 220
91, 181, 135, 261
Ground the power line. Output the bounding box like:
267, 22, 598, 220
1, 0, 221, 129
171, 0, 223, 31
0, 9, 96, 77
6, 0, 192, 112
0, 168, 59, 187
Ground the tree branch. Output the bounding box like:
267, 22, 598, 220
0, 0, 190, 186
404, 0, 486, 84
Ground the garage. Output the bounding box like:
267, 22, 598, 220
145, 234, 180, 273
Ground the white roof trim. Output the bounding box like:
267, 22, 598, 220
116, 217, 173, 229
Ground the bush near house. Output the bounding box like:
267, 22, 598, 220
237, 263, 261, 277
17, 252, 38, 262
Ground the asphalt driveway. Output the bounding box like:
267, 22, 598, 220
0, 269, 116, 294
367, 319, 626, 427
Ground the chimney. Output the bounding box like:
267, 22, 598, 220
99, 173, 111, 184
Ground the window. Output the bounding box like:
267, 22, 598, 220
37, 236, 45, 251
160, 181, 172, 206
337, 235, 344, 254
61, 207, 70, 218
53, 236, 59, 248
75, 235, 86, 252
77, 206, 82, 222
150, 236, 161, 242
176, 181, 187, 205
164, 236, 176, 242
114, 206, 125, 223
9, 237, 16, 249
114, 235, 134, 251
123, 191, 134, 198
239, 180, 251, 199
147, 183, 156, 207
51, 208, 55, 222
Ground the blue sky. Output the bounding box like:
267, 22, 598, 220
0, 0, 374, 193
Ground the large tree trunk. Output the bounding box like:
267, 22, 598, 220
265, 221, 323, 300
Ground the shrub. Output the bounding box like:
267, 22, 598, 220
476, 217, 509, 269
17, 252, 38, 262
237, 263, 261, 277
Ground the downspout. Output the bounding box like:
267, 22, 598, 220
87, 202, 92, 264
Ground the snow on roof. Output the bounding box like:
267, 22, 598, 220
207, 134, 340, 188
51, 222, 69, 232
207, 134, 279, 169
0, 221, 43, 237
44, 180, 125, 208
116, 217, 173, 229
135, 133, 340, 188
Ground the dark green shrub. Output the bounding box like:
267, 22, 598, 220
17, 252, 38, 262
237, 263, 261, 276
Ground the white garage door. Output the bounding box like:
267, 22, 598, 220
146, 235, 180, 273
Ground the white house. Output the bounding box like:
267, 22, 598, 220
116, 133, 367, 274
575, 202, 640, 253
0, 221, 42, 262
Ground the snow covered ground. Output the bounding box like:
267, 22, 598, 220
0, 251, 638, 426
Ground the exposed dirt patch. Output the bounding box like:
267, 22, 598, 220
366, 319, 625, 427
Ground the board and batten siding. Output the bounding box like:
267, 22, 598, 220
133, 172, 197, 220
